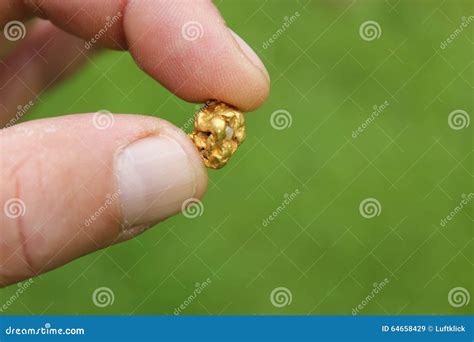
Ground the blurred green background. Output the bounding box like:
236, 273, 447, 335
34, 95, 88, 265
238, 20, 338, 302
1, 0, 472, 315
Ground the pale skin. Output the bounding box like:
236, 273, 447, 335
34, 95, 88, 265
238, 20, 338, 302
0, 0, 270, 287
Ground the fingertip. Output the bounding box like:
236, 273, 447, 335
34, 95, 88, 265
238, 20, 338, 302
123, 0, 270, 112
115, 118, 208, 228
16, 0, 271, 112
229, 29, 270, 84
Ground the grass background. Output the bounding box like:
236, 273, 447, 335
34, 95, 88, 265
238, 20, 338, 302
1, 0, 472, 315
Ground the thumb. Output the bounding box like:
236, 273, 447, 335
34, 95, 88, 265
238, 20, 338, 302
0, 113, 207, 287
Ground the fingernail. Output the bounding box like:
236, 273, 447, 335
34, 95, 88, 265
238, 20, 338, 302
229, 29, 270, 83
115, 135, 196, 228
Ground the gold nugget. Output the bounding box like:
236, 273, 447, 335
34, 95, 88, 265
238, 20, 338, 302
189, 100, 245, 169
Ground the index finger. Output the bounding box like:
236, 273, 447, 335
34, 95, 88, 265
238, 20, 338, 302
1, 0, 270, 111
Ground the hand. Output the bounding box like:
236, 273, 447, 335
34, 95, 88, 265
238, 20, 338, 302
0, 0, 270, 287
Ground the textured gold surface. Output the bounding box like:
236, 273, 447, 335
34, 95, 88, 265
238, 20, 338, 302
188, 100, 245, 169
